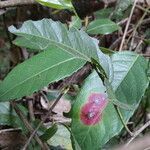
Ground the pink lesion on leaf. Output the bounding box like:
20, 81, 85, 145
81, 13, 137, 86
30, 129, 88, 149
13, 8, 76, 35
80, 93, 108, 126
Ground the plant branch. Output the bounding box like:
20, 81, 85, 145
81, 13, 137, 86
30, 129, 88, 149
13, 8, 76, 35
11, 101, 48, 150
126, 120, 150, 146
119, 0, 138, 51
23, 86, 69, 149
0, 0, 36, 9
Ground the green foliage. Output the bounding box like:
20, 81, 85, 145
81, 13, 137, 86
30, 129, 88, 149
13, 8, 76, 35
71, 52, 148, 150
94, 8, 113, 19
48, 124, 72, 149
112, 0, 132, 20
40, 124, 58, 141
36, 0, 73, 10
9, 19, 99, 61
0, 19, 106, 101
0, 15, 148, 149
0, 102, 16, 126
86, 19, 120, 35
0, 48, 85, 101
69, 16, 82, 30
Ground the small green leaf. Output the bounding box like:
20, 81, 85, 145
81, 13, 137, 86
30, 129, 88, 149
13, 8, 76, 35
0, 102, 17, 126
94, 8, 113, 19
48, 124, 72, 149
36, 0, 73, 10
69, 16, 82, 30
86, 19, 120, 35
40, 124, 58, 141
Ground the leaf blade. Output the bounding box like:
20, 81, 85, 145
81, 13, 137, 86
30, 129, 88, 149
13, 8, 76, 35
71, 51, 149, 149
9, 19, 99, 62
86, 19, 120, 35
0, 48, 85, 101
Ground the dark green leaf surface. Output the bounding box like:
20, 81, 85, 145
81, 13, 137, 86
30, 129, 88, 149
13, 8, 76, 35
0, 102, 17, 126
9, 19, 99, 62
0, 48, 85, 101
86, 19, 120, 35
36, 0, 73, 9
94, 8, 113, 19
40, 124, 58, 141
71, 51, 148, 150
111, 51, 149, 118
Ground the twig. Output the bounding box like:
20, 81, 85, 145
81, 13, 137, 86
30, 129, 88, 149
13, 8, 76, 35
28, 99, 35, 121
119, 0, 138, 51
129, 6, 149, 51
142, 18, 150, 25
115, 135, 150, 150
11, 101, 47, 150
0, 0, 36, 9
142, 54, 150, 58
109, 29, 133, 50
126, 120, 150, 146
23, 87, 69, 150
136, 5, 150, 14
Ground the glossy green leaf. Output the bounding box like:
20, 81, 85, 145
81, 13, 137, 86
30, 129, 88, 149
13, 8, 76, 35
0, 48, 85, 101
9, 19, 99, 62
36, 0, 73, 9
71, 51, 148, 150
86, 19, 120, 35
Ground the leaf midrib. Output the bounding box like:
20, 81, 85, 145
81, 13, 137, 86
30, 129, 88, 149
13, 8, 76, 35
14, 30, 90, 62
0, 57, 78, 98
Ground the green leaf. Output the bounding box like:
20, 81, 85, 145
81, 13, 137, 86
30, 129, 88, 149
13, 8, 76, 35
94, 8, 113, 19
36, 0, 73, 10
40, 124, 58, 141
71, 51, 148, 150
0, 48, 85, 101
69, 16, 82, 30
111, 51, 149, 116
9, 19, 99, 62
1, 18, 106, 101
48, 124, 72, 149
0, 102, 17, 126
112, 0, 132, 20
100, 47, 115, 55
86, 19, 120, 35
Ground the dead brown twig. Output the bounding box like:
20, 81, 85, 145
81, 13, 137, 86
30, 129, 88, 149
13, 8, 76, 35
119, 0, 138, 51
0, 0, 36, 9
11, 101, 48, 150
22, 86, 69, 149
126, 120, 150, 146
